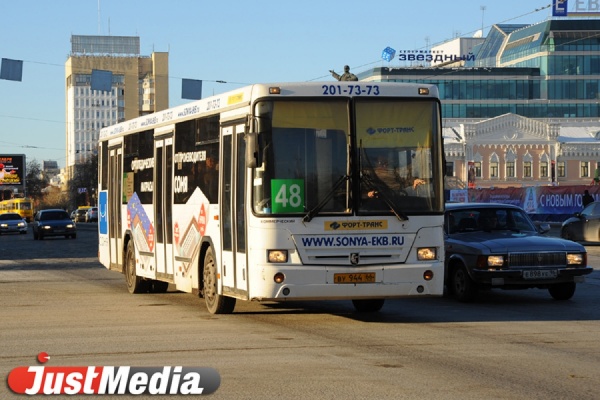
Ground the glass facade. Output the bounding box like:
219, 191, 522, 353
361, 19, 600, 119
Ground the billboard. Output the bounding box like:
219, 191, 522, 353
553, 0, 600, 16
0, 154, 25, 186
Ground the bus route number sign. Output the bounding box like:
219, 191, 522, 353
271, 179, 304, 213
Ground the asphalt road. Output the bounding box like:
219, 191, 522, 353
1, 224, 599, 399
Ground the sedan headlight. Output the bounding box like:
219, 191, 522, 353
476, 255, 505, 269
0, 223, 7, 228
567, 253, 585, 265
487, 255, 505, 267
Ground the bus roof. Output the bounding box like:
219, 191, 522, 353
99, 82, 439, 141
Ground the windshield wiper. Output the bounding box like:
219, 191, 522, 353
302, 175, 349, 223
358, 141, 408, 222
361, 172, 409, 221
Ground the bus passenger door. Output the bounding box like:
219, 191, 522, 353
154, 134, 175, 281
108, 145, 123, 271
220, 124, 248, 298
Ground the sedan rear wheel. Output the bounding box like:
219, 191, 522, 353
548, 282, 576, 300
451, 266, 477, 302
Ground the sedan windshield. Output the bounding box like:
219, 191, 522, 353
446, 208, 537, 234
41, 211, 70, 221
0, 214, 22, 221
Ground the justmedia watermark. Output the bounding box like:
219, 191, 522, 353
7, 353, 220, 395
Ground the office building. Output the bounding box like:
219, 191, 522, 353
65, 35, 168, 168
359, 19, 600, 188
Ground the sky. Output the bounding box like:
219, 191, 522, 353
0, 0, 556, 168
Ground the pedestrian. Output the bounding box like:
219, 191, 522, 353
582, 189, 594, 208
593, 163, 600, 185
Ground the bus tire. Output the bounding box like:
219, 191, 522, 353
125, 240, 148, 294
148, 280, 169, 293
203, 247, 235, 314
352, 299, 385, 312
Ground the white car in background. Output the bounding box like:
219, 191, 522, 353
0, 212, 28, 235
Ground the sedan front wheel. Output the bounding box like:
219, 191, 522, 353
548, 282, 576, 301
451, 266, 478, 302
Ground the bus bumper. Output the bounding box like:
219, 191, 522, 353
250, 262, 445, 301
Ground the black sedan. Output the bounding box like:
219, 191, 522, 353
32, 209, 77, 240
445, 203, 592, 302
561, 201, 600, 242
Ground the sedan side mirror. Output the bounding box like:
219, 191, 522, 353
538, 223, 551, 234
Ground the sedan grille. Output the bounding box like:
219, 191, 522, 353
508, 252, 566, 268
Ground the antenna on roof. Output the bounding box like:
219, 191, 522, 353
480, 5, 487, 34
97, 0, 101, 34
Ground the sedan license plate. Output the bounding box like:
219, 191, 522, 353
334, 273, 376, 284
523, 270, 558, 280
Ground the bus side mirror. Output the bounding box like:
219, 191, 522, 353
245, 132, 258, 168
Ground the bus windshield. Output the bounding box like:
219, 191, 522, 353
253, 100, 350, 215
252, 98, 442, 216
357, 99, 441, 214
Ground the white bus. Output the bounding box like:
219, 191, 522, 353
98, 82, 445, 314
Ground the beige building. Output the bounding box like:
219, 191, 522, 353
444, 113, 600, 188
65, 35, 168, 168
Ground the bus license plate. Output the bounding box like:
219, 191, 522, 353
523, 270, 558, 279
334, 273, 376, 284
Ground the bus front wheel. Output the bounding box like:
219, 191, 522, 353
203, 247, 235, 314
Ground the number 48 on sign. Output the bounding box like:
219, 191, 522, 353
271, 179, 305, 213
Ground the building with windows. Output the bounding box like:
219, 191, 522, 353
65, 35, 168, 169
359, 19, 600, 188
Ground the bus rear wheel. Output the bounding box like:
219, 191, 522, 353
125, 240, 148, 294
203, 247, 235, 314
148, 280, 169, 293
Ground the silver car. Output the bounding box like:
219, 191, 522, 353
0, 212, 28, 235
445, 203, 592, 301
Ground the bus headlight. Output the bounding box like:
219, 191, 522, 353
417, 247, 437, 261
268, 250, 288, 263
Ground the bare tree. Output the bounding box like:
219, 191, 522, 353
67, 154, 98, 209
25, 159, 47, 204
